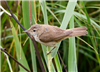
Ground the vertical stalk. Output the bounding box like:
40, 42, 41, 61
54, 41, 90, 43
47, 47, 52, 72
68, 16, 78, 72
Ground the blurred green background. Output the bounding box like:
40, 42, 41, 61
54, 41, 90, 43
0, 1, 100, 72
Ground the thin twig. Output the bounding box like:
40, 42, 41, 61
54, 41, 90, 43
29, 0, 32, 26
57, 51, 67, 72
0, 48, 31, 72
4, 1, 45, 72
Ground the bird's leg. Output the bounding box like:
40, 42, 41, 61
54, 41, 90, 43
47, 46, 56, 55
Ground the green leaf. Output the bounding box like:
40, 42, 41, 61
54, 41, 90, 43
68, 16, 78, 72
10, 21, 30, 72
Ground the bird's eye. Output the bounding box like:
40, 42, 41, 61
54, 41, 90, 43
33, 30, 36, 32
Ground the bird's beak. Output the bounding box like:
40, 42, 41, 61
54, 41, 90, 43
23, 30, 30, 33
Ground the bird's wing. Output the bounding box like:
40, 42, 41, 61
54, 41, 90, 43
39, 26, 72, 42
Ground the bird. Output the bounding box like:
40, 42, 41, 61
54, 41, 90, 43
23, 24, 88, 54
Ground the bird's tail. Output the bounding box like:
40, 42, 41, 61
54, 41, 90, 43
66, 26, 88, 37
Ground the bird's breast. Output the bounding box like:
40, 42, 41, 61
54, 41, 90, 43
33, 35, 56, 47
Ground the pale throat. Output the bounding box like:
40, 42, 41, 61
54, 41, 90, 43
30, 32, 37, 36
30, 32, 40, 42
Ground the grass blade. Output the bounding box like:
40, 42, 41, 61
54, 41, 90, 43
10, 21, 30, 72
68, 16, 78, 72
54, 54, 62, 72
39, 0, 48, 24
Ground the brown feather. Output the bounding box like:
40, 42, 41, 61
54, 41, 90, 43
66, 26, 88, 37
39, 26, 87, 43
39, 25, 72, 42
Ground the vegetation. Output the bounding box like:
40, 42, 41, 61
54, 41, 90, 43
0, 1, 100, 72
